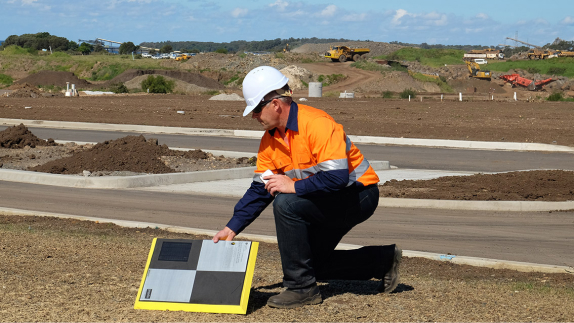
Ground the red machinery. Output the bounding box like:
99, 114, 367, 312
500, 74, 554, 91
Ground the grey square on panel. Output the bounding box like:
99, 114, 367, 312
140, 269, 196, 303
197, 241, 251, 272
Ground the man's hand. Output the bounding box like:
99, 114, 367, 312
212, 226, 237, 243
263, 174, 296, 196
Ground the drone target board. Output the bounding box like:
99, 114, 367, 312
134, 238, 258, 314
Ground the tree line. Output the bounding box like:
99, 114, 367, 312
139, 37, 353, 54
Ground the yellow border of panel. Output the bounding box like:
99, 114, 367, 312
134, 240, 259, 315
134, 238, 157, 306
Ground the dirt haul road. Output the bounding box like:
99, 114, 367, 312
1, 95, 574, 146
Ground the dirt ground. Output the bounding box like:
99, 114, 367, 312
1, 215, 573, 322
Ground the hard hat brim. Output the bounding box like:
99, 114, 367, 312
243, 105, 257, 117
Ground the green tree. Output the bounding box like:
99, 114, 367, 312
78, 42, 93, 54
160, 45, 173, 54
68, 41, 79, 51
119, 41, 138, 54
141, 75, 175, 93
215, 47, 228, 54
148, 48, 156, 55
94, 44, 105, 52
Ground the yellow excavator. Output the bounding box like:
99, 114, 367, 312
466, 61, 491, 80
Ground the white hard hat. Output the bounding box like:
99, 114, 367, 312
242, 66, 289, 116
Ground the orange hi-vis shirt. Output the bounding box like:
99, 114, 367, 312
227, 102, 379, 234
254, 103, 379, 192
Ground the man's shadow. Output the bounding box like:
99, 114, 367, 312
247, 281, 413, 313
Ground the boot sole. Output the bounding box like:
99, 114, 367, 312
384, 245, 402, 293
267, 293, 323, 309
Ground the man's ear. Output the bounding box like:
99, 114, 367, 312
271, 98, 282, 112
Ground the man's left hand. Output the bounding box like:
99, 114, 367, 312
263, 174, 295, 195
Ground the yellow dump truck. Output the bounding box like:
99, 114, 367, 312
557, 50, 574, 57
325, 46, 370, 62
527, 49, 556, 60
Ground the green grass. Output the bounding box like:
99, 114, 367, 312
382, 90, 393, 98
0, 45, 32, 55
223, 74, 240, 86
399, 88, 417, 99
0, 45, 170, 81
487, 58, 574, 77
0, 73, 13, 86
411, 72, 453, 92
547, 92, 574, 101
378, 47, 465, 67
317, 74, 346, 86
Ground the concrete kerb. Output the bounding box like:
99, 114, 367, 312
2, 118, 573, 153
0, 137, 391, 189
378, 198, 574, 212
1, 207, 571, 275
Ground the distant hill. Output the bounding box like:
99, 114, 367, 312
139, 37, 356, 53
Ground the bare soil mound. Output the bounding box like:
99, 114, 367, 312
0, 123, 58, 148
29, 135, 190, 174
104, 69, 224, 90
379, 170, 574, 201
26, 135, 256, 175
5, 82, 64, 98
15, 71, 92, 89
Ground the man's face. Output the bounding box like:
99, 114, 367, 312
252, 99, 280, 130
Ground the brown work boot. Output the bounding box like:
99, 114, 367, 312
377, 244, 402, 293
267, 284, 322, 309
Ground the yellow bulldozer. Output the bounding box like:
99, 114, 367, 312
325, 45, 370, 62
466, 61, 491, 80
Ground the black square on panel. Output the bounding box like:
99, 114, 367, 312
158, 242, 193, 262
189, 271, 246, 305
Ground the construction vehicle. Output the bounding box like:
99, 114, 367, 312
557, 50, 574, 57
527, 49, 557, 60
505, 37, 557, 60
500, 74, 554, 90
465, 61, 491, 80
175, 54, 189, 61
463, 48, 504, 60
325, 46, 370, 62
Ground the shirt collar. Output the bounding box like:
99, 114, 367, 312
268, 101, 299, 136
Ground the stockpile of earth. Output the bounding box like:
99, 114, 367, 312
29, 135, 199, 174
379, 170, 574, 201
27, 135, 256, 175
183, 52, 325, 76
0, 123, 57, 148
15, 71, 92, 89
5, 82, 65, 98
